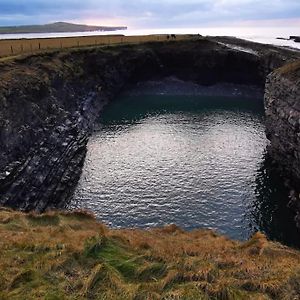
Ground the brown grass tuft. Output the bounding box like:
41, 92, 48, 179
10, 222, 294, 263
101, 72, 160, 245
0, 209, 300, 299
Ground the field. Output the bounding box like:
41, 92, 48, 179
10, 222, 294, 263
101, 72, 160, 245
0, 34, 191, 58
1, 208, 300, 299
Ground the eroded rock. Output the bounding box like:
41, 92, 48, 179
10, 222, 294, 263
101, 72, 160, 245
0, 38, 299, 211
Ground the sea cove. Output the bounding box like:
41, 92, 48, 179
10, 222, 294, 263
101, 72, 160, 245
71, 88, 299, 246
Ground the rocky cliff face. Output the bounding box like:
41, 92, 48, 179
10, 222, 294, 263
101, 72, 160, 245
0, 46, 158, 210
0, 38, 299, 211
264, 61, 300, 221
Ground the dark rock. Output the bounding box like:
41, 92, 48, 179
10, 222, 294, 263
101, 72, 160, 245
277, 37, 289, 41
0, 37, 299, 212
289, 36, 300, 43
290, 36, 300, 40
264, 60, 300, 215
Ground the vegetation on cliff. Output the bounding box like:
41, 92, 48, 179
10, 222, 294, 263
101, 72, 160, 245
1, 208, 300, 299
276, 59, 300, 78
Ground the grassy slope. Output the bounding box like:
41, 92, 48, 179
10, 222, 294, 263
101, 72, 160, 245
0, 209, 300, 299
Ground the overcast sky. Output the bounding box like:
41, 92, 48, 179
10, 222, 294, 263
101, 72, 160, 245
1, 0, 300, 28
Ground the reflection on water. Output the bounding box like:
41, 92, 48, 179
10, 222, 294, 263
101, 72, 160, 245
70, 94, 300, 245
250, 155, 300, 247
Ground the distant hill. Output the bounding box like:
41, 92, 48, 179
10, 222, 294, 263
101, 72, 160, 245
0, 22, 127, 34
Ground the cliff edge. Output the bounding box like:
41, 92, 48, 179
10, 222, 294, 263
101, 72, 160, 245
0, 37, 299, 219
1, 208, 300, 299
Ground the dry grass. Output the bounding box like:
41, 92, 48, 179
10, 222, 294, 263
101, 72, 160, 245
276, 59, 300, 77
0, 208, 300, 299
0, 34, 193, 59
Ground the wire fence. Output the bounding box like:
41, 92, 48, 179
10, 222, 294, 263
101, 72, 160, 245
0, 34, 192, 58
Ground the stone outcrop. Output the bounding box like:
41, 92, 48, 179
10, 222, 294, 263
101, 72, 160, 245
0, 47, 158, 210
0, 38, 299, 211
264, 61, 300, 221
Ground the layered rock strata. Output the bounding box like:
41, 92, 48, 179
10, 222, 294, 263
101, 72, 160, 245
264, 61, 300, 222
0, 38, 299, 211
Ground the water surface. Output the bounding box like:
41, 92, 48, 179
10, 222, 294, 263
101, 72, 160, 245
1, 26, 300, 49
70, 92, 300, 246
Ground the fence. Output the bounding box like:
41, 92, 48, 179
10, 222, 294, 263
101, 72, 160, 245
0, 34, 191, 58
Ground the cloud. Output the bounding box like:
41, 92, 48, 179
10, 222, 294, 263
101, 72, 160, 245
0, 0, 299, 27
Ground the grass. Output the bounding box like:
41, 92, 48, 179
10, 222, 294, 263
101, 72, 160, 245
1, 208, 300, 299
0, 34, 194, 59
276, 59, 300, 77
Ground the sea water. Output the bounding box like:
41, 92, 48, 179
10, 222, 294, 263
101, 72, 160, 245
70, 82, 300, 247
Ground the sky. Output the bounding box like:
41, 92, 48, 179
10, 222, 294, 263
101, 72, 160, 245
0, 0, 300, 28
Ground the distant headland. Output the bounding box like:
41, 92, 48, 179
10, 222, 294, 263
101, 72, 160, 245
0, 22, 127, 34
276, 35, 300, 43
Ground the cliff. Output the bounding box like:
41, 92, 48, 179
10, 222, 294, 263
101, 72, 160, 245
1, 37, 300, 299
264, 61, 300, 222
1, 208, 300, 299
0, 43, 163, 211
0, 38, 299, 212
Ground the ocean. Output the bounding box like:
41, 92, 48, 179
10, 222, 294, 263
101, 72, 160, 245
0, 26, 299, 49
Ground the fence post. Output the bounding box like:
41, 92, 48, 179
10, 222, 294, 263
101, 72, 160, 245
77, 41, 79, 47
10, 46, 13, 54
39, 43, 41, 50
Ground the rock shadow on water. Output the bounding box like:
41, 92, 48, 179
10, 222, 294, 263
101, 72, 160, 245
70, 79, 300, 247
248, 153, 300, 248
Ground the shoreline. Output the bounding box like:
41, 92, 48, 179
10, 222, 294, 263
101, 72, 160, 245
0, 34, 299, 62
0, 35, 300, 299
0, 38, 299, 249
0, 26, 300, 51
0, 38, 299, 221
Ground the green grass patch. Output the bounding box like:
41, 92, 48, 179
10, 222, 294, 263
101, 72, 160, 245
137, 263, 167, 281
84, 236, 142, 280
8, 270, 35, 290
1, 209, 300, 299
4, 222, 25, 231
26, 214, 60, 227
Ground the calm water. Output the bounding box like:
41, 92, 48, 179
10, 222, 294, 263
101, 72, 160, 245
70, 92, 300, 246
1, 27, 300, 49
